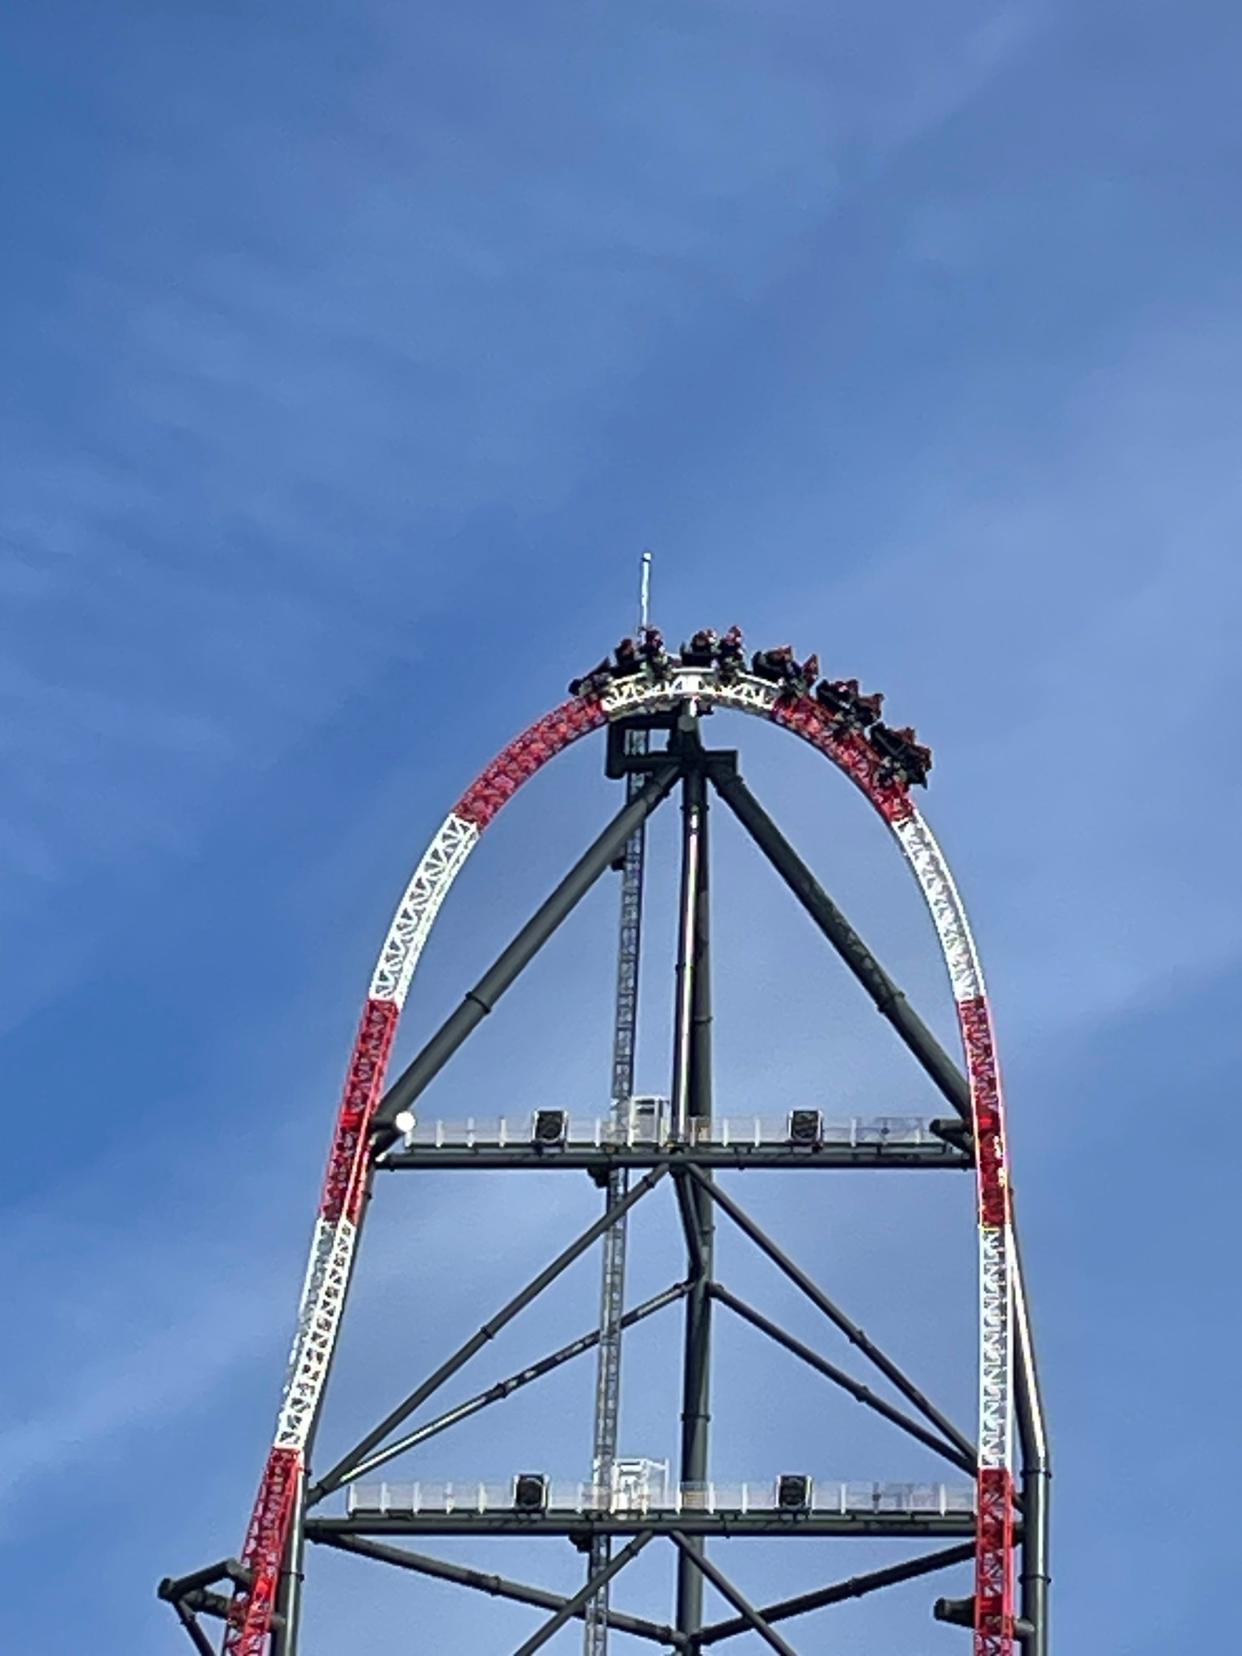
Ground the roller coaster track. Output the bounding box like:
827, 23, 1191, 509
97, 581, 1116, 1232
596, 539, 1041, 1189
205, 647, 1038, 1656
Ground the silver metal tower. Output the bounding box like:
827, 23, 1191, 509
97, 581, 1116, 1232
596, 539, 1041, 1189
584, 553, 652, 1655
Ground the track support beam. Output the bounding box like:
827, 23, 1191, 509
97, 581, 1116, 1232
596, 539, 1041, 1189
372, 763, 680, 1141
710, 765, 971, 1123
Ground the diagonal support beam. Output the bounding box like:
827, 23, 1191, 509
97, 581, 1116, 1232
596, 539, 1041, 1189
326, 1282, 688, 1489
697, 1541, 976, 1644
373, 763, 682, 1141
308, 1168, 667, 1502
710, 1283, 975, 1475
667, 1535, 798, 1656
672, 1170, 707, 1278
512, 1532, 654, 1656
170, 1601, 219, 1656
687, 1166, 974, 1461
710, 767, 971, 1123
308, 1531, 686, 1648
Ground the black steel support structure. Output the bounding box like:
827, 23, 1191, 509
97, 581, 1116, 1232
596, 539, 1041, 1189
710, 767, 971, 1123
372, 762, 682, 1142
1014, 1212, 1051, 1656
671, 734, 715, 1640
161, 709, 1048, 1656
307, 1532, 689, 1648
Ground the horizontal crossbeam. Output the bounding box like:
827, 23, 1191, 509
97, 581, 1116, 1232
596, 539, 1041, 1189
306, 1513, 979, 1539
379, 1143, 969, 1170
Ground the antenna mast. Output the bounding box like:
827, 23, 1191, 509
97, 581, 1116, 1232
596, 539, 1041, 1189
583, 553, 653, 1655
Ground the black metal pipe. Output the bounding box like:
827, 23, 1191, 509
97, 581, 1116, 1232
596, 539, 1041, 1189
669, 1535, 798, 1656
511, 1532, 653, 1656
335, 1282, 688, 1486
710, 1283, 975, 1475
686, 1166, 975, 1461
271, 1464, 305, 1656
697, 1541, 976, 1644
711, 768, 972, 1122
1012, 1211, 1050, 1655
372, 764, 680, 1138
172, 1601, 218, 1656
671, 1171, 707, 1276
172, 1586, 283, 1629
307, 1532, 685, 1647
307, 1168, 666, 1502
673, 756, 714, 1639
157, 1559, 250, 1601
308, 1511, 980, 1538
381, 1144, 970, 1169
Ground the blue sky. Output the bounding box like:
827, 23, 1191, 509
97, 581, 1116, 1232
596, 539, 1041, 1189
3, 1, 1241, 1650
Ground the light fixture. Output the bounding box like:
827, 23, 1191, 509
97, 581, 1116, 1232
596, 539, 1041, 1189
776, 1473, 812, 1511
532, 1109, 568, 1146
513, 1473, 549, 1511
788, 1109, 823, 1147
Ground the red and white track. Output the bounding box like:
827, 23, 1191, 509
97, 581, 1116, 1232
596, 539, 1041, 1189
224, 663, 1016, 1656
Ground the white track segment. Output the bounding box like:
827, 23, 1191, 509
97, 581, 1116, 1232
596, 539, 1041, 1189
369, 813, 479, 1006
229, 663, 1016, 1656
275, 1217, 358, 1451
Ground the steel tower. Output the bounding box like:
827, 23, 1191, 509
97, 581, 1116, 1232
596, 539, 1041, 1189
159, 626, 1050, 1656
585, 552, 653, 1656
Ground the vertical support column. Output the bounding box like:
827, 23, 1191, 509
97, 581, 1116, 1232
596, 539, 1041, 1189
585, 729, 650, 1656
1013, 1226, 1050, 1656
673, 745, 714, 1639
271, 1465, 305, 1656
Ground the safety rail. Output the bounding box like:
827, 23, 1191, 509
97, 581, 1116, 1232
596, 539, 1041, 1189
397, 1115, 942, 1150
346, 1479, 975, 1517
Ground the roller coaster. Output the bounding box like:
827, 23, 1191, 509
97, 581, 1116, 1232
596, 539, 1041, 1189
158, 623, 1049, 1656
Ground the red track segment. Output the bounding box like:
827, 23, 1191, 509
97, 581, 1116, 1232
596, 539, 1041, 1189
975, 1468, 1016, 1654
455, 697, 607, 827
224, 1448, 300, 1656
769, 697, 914, 823
320, 998, 400, 1226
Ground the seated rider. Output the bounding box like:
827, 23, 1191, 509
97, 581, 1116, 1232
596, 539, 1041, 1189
717, 625, 744, 663
568, 658, 613, 697
613, 636, 642, 676
640, 625, 671, 677
787, 652, 819, 696
681, 627, 717, 666
815, 677, 884, 726
868, 723, 932, 785
752, 644, 796, 683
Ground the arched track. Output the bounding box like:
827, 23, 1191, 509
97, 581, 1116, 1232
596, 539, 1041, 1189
225, 664, 1016, 1656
